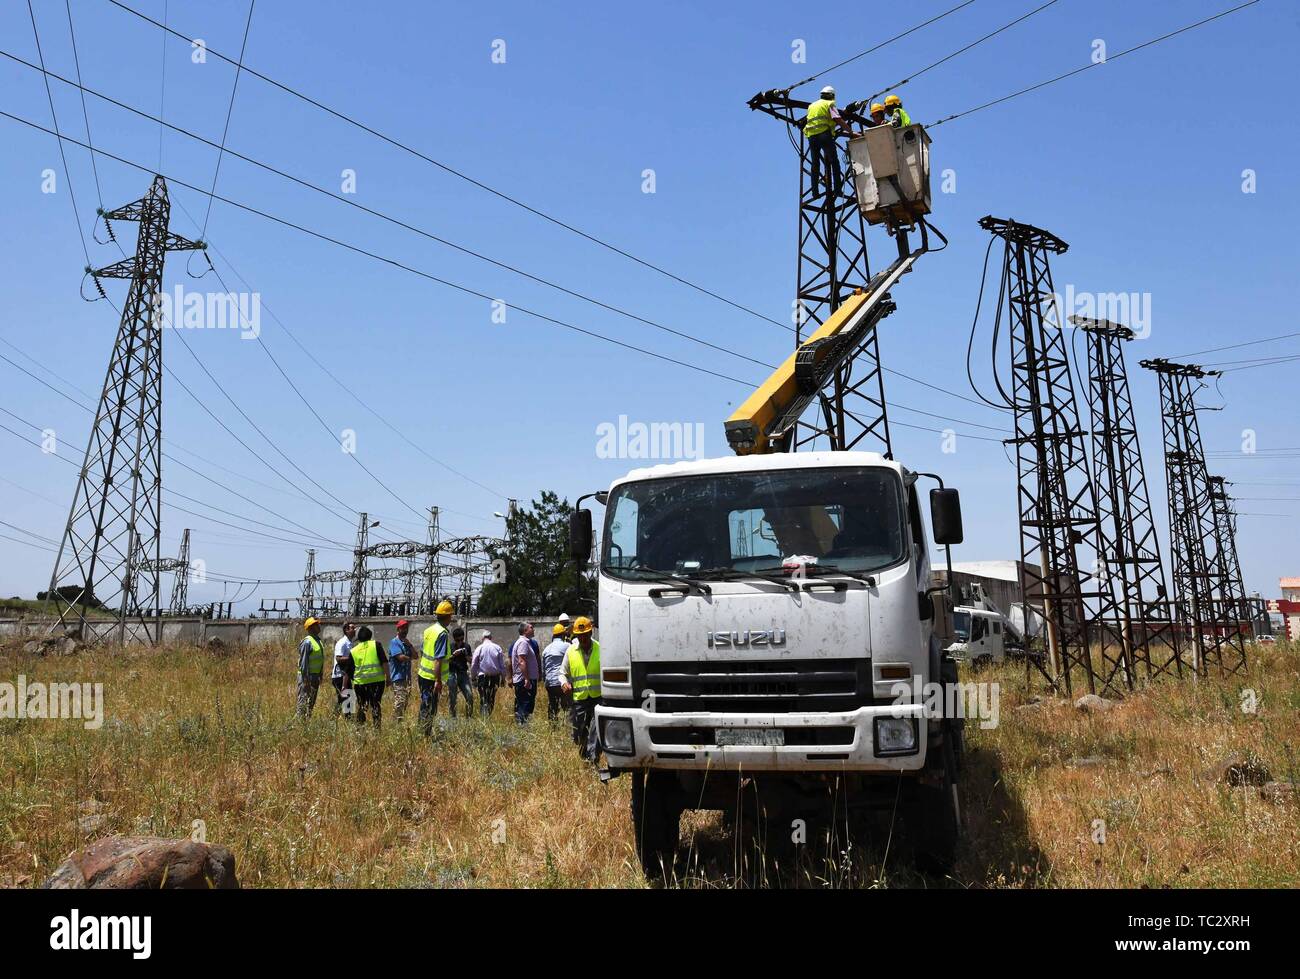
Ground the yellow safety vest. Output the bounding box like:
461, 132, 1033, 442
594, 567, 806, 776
805, 99, 835, 138
302, 635, 324, 675
891, 107, 912, 127
419, 623, 449, 682
567, 641, 601, 701
351, 639, 385, 686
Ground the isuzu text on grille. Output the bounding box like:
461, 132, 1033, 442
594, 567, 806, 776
706, 630, 787, 648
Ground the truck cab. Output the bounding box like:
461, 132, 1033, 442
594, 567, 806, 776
572, 450, 964, 877
948, 607, 1007, 667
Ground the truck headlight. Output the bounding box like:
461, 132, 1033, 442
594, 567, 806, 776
602, 717, 634, 756
873, 717, 918, 756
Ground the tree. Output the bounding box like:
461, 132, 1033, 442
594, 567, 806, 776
477, 491, 595, 617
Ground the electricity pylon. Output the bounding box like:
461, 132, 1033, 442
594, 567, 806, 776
1074, 317, 1183, 681
47, 176, 203, 643
981, 216, 1126, 696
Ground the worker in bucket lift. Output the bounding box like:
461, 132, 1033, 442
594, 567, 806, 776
803, 85, 852, 201
884, 93, 911, 128
866, 102, 888, 127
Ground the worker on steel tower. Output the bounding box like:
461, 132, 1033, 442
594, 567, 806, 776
884, 93, 912, 128
803, 84, 852, 202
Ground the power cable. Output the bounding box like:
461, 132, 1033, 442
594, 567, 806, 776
787, 0, 978, 90
928, 0, 1262, 127
866, 0, 1062, 101
197, 0, 255, 239
25, 0, 90, 266
105, 0, 787, 330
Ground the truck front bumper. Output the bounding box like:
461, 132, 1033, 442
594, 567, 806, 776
595, 703, 928, 773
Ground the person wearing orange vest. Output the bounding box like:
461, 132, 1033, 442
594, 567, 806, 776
560, 616, 602, 762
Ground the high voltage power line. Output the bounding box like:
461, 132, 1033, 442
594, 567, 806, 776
0, 107, 1011, 444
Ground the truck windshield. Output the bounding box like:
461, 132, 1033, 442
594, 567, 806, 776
602, 466, 907, 581
952, 610, 971, 641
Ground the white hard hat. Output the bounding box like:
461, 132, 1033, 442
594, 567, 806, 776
821, 85, 836, 98
481, 629, 492, 639
558, 612, 571, 623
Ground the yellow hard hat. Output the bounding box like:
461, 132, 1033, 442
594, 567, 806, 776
572, 616, 594, 635
870, 102, 885, 113
304, 617, 320, 631
435, 599, 455, 616
884, 94, 902, 107
553, 623, 567, 636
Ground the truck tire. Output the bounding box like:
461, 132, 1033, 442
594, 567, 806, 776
912, 732, 960, 876
631, 770, 681, 880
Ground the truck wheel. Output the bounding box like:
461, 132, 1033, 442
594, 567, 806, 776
631, 771, 681, 880
913, 733, 960, 876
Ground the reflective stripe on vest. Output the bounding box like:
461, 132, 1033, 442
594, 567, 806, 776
419, 623, 448, 681
303, 635, 324, 674
566, 640, 601, 701
805, 99, 835, 138
351, 639, 385, 685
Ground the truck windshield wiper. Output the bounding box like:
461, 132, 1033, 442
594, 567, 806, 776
748, 563, 876, 585
796, 564, 877, 585
682, 567, 800, 592
624, 567, 711, 595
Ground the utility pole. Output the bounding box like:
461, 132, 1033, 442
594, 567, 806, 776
747, 88, 892, 455
348, 513, 371, 618
47, 175, 204, 644
300, 548, 316, 617
981, 217, 1126, 696
1140, 358, 1248, 677
168, 528, 191, 614
1074, 317, 1183, 682
423, 505, 440, 612
1209, 476, 1251, 642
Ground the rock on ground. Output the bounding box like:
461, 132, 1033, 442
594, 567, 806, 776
1074, 694, 1117, 714
42, 836, 239, 889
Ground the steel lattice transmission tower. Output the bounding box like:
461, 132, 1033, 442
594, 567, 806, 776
747, 89, 893, 455
299, 548, 317, 617
1208, 476, 1251, 639
1139, 358, 1248, 677
47, 176, 203, 643
348, 513, 374, 618
980, 216, 1126, 696
1073, 317, 1184, 681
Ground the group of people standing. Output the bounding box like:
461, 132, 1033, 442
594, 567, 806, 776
295, 605, 603, 761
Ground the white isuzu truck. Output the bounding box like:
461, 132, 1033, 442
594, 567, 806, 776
570, 450, 965, 877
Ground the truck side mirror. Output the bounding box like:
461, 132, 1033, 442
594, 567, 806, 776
929, 488, 963, 546
570, 509, 593, 566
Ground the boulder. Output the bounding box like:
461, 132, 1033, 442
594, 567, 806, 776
42, 836, 239, 889
20, 635, 82, 656
1074, 694, 1117, 714
1208, 752, 1271, 787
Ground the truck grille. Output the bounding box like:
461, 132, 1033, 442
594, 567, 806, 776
632, 658, 871, 714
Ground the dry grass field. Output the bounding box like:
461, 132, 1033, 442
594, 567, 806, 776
1, 638, 1297, 888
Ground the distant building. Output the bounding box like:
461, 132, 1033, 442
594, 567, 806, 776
1270, 577, 1300, 640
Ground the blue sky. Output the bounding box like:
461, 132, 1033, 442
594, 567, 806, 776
0, 0, 1296, 610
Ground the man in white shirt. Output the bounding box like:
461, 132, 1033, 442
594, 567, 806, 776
332, 620, 357, 715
